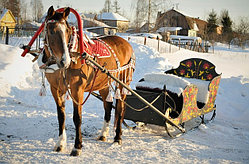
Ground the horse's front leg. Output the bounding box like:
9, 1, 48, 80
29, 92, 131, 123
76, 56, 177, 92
50, 86, 67, 152
114, 94, 127, 145
70, 87, 84, 156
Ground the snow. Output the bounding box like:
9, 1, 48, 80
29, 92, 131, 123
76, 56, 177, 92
0, 8, 8, 20
97, 12, 129, 22
0, 35, 249, 163
157, 27, 182, 33
136, 73, 210, 103
131, 33, 163, 40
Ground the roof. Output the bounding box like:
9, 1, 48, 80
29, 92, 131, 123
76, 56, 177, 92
0, 8, 8, 20
157, 27, 182, 33
97, 12, 129, 22
82, 13, 96, 19
83, 17, 111, 28
85, 26, 117, 30
0, 8, 17, 23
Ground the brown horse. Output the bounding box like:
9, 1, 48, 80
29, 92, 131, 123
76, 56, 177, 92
42, 6, 135, 156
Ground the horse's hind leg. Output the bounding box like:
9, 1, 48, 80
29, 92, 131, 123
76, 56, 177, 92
50, 86, 67, 152
98, 87, 113, 141
114, 94, 126, 145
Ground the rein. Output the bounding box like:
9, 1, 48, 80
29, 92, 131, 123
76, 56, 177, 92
63, 68, 100, 106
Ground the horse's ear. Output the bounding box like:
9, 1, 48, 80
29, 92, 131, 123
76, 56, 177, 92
63, 7, 70, 20
47, 6, 55, 18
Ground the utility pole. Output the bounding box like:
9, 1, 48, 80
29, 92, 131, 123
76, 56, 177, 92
148, 0, 151, 32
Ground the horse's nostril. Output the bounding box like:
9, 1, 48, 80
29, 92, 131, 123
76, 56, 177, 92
57, 59, 65, 68
60, 60, 65, 68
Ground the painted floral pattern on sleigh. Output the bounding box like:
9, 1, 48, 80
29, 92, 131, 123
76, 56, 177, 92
136, 58, 221, 125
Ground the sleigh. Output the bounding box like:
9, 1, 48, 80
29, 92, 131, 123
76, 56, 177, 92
123, 58, 221, 134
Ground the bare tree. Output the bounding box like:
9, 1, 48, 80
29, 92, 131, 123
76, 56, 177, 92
112, 0, 120, 13
132, 0, 171, 32
2, 0, 21, 25
133, 0, 147, 32
30, 0, 44, 22
102, 0, 112, 13
0, 0, 8, 8
234, 17, 249, 49
20, 0, 28, 23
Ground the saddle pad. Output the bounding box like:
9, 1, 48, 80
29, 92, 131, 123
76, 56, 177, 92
91, 39, 112, 58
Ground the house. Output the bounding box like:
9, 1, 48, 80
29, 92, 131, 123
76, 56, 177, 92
97, 12, 129, 32
140, 22, 154, 33
82, 15, 118, 36
154, 9, 207, 38
85, 26, 117, 36
0, 8, 17, 33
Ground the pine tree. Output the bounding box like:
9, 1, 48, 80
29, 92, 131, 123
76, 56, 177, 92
221, 10, 232, 33
220, 9, 233, 45
207, 9, 218, 34
206, 9, 218, 41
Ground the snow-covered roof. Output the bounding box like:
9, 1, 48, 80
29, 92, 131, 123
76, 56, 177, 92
82, 13, 96, 19
0, 8, 8, 20
131, 33, 162, 39
97, 12, 129, 22
83, 17, 110, 28
170, 35, 201, 41
157, 27, 182, 33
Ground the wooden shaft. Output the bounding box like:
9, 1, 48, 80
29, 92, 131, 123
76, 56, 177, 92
83, 53, 185, 133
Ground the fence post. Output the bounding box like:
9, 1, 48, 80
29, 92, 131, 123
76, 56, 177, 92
157, 36, 160, 52
178, 38, 181, 50
144, 37, 146, 45
169, 40, 172, 53
5, 27, 9, 45
36, 35, 41, 50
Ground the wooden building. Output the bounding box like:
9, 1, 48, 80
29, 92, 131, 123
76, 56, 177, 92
0, 8, 17, 33
97, 12, 129, 32
154, 9, 207, 38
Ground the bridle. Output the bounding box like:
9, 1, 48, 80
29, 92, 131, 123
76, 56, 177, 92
43, 19, 72, 68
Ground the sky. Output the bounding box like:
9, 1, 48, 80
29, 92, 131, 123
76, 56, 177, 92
41, 0, 249, 24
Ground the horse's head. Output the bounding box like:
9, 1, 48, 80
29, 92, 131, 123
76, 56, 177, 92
45, 6, 71, 69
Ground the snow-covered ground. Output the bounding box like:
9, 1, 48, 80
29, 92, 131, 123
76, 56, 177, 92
0, 37, 249, 163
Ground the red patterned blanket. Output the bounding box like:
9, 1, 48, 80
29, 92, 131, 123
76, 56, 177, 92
83, 38, 112, 58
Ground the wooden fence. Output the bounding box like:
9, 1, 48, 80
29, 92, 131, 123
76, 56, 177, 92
0, 26, 42, 49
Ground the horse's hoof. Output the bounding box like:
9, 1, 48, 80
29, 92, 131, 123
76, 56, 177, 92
70, 148, 82, 156
114, 139, 122, 145
54, 145, 63, 152
98, 136, 107, 142
54, 145, 66, 152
